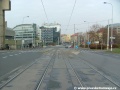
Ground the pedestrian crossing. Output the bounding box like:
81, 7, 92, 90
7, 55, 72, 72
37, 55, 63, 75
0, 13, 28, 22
1, 50, 42, 59
20, 49, 41, 53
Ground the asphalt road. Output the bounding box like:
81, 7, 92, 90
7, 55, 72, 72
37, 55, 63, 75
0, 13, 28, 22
0, 46, 120, 90
0, 48, 45, 77
78, 48, 120, 86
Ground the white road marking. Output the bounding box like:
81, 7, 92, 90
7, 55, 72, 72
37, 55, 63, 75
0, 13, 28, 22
2, 56, 8, 58
9, 55, 13, 56
72, 51, 80, 55
14, 54, 18, 55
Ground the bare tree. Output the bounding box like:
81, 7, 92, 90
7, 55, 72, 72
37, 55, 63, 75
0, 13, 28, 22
88, 24, 103, 43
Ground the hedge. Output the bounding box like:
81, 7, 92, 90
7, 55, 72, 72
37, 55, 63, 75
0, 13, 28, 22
89, 44, 106, 49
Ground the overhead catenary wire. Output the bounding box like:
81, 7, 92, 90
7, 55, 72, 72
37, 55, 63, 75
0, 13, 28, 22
41, 0, 49, 23
62, 19, 110, 28
66, 0, 77, 31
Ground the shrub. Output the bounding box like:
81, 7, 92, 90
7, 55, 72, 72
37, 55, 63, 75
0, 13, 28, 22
113, 44, 119, 48
89, 44, 106, 49
118, 44, 120, 48
89, 44, 96, 49
79, 44, 88, 48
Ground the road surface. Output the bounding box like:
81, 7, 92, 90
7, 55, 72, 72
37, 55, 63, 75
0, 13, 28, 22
0, 46, 120, 90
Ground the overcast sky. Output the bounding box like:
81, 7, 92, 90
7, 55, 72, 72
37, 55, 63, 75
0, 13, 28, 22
5, 0, 120, 34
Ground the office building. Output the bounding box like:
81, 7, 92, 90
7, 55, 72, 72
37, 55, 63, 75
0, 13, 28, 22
13, 24, 37, 47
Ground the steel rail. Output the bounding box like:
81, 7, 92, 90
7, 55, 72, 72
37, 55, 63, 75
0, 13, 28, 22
35, 49, 57, 90
0, 58, 40, 89
61, 50, 84, 88
0, 49, 50, 89
82, 59, 120, 88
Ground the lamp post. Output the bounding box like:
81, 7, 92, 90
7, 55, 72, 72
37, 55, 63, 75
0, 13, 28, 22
14, 36, 17, 50
22, 16, 29, 24
21, 16, 29, 50
74, 24, 75, 49
104, 2, 113, 51
84, 21, 90, 48
107, 20, 110, 50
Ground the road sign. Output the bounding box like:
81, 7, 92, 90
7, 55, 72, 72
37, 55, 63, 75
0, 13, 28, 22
110, 37, 115, 39
94, 41, 99, 44
87, 42, 91, 45
75, 45, 78, 49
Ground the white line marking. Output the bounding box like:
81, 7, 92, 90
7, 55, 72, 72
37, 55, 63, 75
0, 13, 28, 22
9, 55, 13, 56
2, 56, 8, 58
72, 51, 79, 55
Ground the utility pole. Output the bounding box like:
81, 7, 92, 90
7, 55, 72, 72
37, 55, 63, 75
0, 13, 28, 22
84, 21, 90, 48
88, 32, 89, 48
104, 2, 113, 51
107, 20, 110, 50
74, 24, 75, 48
83, 33, 86, 48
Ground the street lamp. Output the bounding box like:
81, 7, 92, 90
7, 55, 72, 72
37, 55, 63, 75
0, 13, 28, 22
104, 2, 113, 51
74, 24, 76, 49
84, 21, 90, 48
22, 16, 29, 24
21, 16, 29, 50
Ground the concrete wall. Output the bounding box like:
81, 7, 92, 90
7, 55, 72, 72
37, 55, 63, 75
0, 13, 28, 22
5, 39, 22, 49
0, 0, 11, 49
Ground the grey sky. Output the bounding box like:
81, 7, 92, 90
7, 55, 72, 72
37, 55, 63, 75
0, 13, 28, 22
5, 0, 120, 34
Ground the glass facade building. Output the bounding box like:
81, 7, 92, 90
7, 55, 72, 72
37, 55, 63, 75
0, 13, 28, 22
40, 26, 60, 45
13, 24, 37, 47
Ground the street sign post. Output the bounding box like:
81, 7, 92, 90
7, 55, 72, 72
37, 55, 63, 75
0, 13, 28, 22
94, 41, 99, 44
110, 37, 115, 39
87, 42, 91, 45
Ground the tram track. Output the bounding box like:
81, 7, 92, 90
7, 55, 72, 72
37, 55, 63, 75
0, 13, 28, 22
0, 48, 55, 90
80, 57, 120, 88
35, 49, 57, 90
67, 49, 120, 89
61, 49, 84, 89
1, 48, 119, 90
0, 58, 40, 89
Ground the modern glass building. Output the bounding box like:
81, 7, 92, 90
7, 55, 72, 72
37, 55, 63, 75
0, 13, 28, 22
40, 26, 60, 45
13, 24, 37, 47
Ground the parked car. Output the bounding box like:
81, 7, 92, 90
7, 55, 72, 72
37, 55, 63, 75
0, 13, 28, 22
65, 45, 68, 48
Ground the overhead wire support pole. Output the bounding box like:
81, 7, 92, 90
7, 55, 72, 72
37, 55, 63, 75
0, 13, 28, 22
84, 21, 90, 48
111, 3, 113, 52
74, 24, 75, 49
104, 2, 113, 51
107, 20, 110, 50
